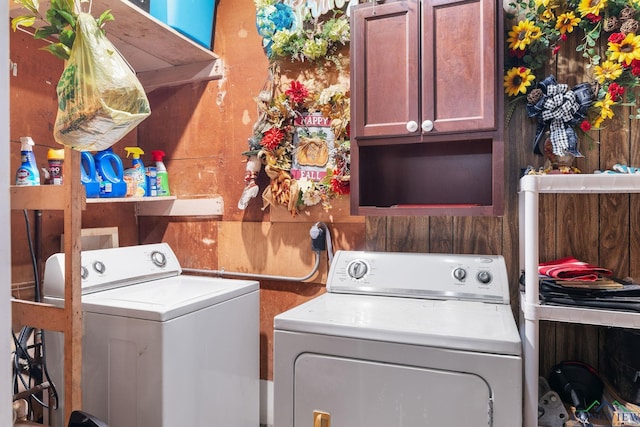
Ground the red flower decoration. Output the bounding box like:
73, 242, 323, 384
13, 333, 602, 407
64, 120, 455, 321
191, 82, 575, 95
552, 45, 561, 55
509, 49, 525, 59
585, 13, 602, 23
631, 59, 640, 76
608, 82, 625, 101
330, 175, 350, 195
580, 120, 591, 132
260, 128, 284, 150
608, 32, 625, 44
285, 81, 309, 104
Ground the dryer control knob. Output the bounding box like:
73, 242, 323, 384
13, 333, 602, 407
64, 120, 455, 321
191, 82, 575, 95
476, 270, 492, 284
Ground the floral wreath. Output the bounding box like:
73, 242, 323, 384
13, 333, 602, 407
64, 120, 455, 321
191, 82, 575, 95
254, 0, 350, 63
504, 0, 640, 155
239, 69, 351, 215
238, 1, 351, 215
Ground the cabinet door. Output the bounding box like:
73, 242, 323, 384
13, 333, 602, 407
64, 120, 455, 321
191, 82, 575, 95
351, 1, 420, 139
423, 0, 496, 133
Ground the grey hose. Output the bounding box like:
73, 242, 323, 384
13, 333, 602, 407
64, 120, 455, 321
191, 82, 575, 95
182, 249, 322, 282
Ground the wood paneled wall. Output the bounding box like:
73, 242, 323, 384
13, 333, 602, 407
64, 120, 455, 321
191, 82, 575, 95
10, 0, 637, 386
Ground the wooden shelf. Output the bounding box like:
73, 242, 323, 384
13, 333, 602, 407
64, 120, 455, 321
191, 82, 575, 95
8, 0, 223, 91
135, 196, 223, 217
86, 195, 177, 204
10, 185, 86, 211
10, 148, 83, 425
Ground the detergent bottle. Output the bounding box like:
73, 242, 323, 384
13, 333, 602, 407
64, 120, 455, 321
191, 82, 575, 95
151, 150, 170, 196
80, 152, 100, 198
15, 136, 41, 186
94, 148, 127, 198
124, 147, 147, 197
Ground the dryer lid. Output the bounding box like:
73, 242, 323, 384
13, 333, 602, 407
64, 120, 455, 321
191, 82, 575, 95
274, 293, 522, 356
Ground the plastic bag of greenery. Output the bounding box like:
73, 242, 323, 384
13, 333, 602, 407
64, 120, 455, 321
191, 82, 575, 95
53, 12, 151, 151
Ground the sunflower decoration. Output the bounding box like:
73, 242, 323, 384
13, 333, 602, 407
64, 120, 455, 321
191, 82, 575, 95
245, 79, 351, 215
505, 0, 640, 141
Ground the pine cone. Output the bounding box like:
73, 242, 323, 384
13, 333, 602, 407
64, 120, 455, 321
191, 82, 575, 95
621, 18, 640, 35
620, 6, 636, 21
527, 88, 543, 105
604, 16, 620, 32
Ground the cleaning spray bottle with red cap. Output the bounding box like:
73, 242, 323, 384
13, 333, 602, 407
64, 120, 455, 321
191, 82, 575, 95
152, 150, 170, 196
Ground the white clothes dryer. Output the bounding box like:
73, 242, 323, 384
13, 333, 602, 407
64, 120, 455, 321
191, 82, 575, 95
274, 251, 522, 427
43, 243, 259, 427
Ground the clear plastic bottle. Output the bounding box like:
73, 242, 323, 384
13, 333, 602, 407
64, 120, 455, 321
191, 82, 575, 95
15, 137, 40, 186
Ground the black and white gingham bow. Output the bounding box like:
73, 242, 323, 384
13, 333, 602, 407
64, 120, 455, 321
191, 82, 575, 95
540, 84, 581, 156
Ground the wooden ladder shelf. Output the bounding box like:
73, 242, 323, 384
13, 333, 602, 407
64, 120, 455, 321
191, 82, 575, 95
11, 147, 85, 424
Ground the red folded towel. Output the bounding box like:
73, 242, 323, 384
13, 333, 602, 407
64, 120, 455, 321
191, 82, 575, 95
538, 257, 613, 281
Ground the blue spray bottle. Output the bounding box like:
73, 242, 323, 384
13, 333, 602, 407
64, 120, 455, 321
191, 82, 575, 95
15, 137, 41, 186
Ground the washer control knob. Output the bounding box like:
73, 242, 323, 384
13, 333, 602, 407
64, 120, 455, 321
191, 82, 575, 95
347, 259, 369, 280
476, 270, 492, 284
80, 266, 89, 280
93, 261, 106, 274
452, 267, 467, 281
151, 250, 167, 268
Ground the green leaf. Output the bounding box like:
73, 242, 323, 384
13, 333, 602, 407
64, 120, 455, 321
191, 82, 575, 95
58, 28, 75, 48
11, 15, 36, 31
33, 25, 59, 39
97, 9, 114, 28
56, 9, 76, 27
13, 0, 40, 15
50, 0, 74, 14
39, 42, 70, 60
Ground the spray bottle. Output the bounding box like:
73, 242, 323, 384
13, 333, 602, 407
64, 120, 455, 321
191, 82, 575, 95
15, 137, 41, 186
151, 150, 170, 196
124, 147, 147, 197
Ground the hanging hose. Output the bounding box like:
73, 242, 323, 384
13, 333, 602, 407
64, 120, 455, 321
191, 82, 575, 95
183, 222, 334, 282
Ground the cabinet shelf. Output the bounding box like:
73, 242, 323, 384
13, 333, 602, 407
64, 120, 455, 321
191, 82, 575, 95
8, 0, 223, 91
518, 173, 640, 427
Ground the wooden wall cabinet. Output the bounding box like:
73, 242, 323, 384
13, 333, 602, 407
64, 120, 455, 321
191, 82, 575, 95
349, 0, 504, 216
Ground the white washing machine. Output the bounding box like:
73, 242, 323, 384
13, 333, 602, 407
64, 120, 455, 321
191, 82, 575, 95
274, 251, 522, 427
43, 243, 259, 427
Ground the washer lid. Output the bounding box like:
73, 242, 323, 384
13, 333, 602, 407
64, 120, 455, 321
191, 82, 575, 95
274, 293, 522, 356
81, 275, 259, 321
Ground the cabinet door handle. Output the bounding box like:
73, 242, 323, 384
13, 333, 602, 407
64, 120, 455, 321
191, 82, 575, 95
422, 120, 434, 132
406, 121, 419, 132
